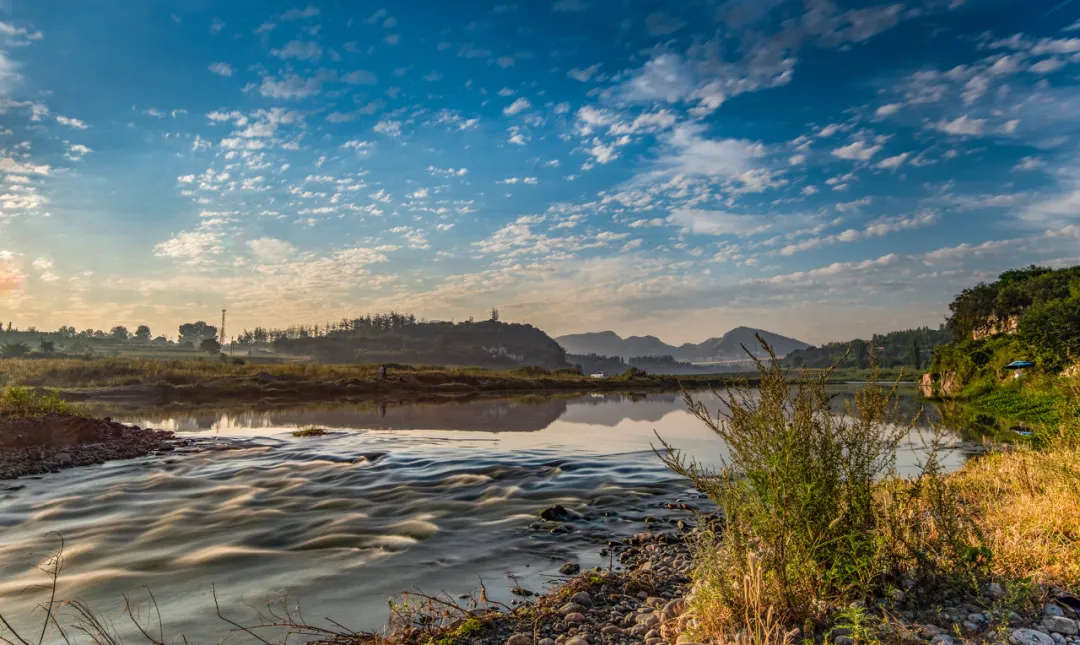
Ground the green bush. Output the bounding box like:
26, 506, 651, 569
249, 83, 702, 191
0, 386, 82, 417
657, 343, 978, 628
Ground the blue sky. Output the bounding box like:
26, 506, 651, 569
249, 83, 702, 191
1, 0, 1079, 344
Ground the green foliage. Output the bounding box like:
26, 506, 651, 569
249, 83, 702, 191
785, 327, 950, 370
200, 337, 222, 354
291, 425, 329, 437
0, 386, 82, 417
0, 340, 32, 358
1018, 296, 1080, 372
179, 320, 218, 344
656, 343, 917, 623
659, 342, 985, 630
945, 264, 1080, 342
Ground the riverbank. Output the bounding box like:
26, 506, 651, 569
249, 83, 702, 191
0, 387, 188, 479
0, 357, 757, 407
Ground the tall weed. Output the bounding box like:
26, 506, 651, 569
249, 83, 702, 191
657, 338, 982, 635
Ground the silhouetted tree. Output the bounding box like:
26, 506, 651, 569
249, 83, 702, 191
179, 321, 218, 345
110, 326, 130, 341
200, 337, 222, 354
134, 325, 152, 341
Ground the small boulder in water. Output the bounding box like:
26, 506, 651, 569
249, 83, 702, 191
559, 563, 581, 575
540, 504, 580, 522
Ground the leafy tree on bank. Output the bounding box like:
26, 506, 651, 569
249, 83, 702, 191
1018, 296, 1080, 373
134, 325, 152, 342
200, 338, 222, 354
109, 326, 130, 341
179, 321, 218, 345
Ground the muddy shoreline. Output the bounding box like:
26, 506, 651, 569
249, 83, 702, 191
0, 412, 191, 480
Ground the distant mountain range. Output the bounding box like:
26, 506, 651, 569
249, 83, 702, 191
556, 327, 810, 362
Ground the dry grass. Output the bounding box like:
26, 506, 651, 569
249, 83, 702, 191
0, 357, 689, 390
951, 444, 1080, 587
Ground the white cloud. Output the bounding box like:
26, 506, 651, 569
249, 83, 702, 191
154, 231, 225, 262
248, 237, 297, 261
342, 139, 373, 151
874, 103, 902, 117
568, 64, 601, 82
639, 123, 768, 186
629, 218, 665, 228
272, 40, 322, 61
210, 17, 225, 34
621, 54, 695, 104
503, 97, 532, 115
280, 6, 320, 20
929, 114, 986, 136
341, 69, 378, 85
667, 209, 772, 237
55, 115, 87, 129
831, 140, 882, 161
65, 144, 91, 161
1013, 156, 1044, 171
259, 72, 328, 99
0, 21, 44, 45
373, 120, 402, 136
1029, 58, 1065, 74
876, 152, 909, 170
428, 166, 468, 177
208, 62, 234, 77
585, 140, 619, 164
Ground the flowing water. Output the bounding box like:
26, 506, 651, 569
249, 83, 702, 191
0, 388, 972, 644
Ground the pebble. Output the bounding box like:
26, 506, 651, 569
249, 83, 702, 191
565, 637, 589, 645
569, 592, 593, 608
565, 613, 585, 625
507, 634, 531, 645
560, 563, 581, 575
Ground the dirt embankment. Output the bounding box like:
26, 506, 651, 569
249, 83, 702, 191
0, 412, 185, 480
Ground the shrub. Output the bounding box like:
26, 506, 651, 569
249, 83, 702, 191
0, 386, 82, 417
657, 339, 981, 634
512, 365, 551, 377
0, 341, 31, 358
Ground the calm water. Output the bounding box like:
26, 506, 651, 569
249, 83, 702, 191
0, 389, 968, 643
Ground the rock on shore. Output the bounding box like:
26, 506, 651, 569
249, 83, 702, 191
0, 412, 185, 479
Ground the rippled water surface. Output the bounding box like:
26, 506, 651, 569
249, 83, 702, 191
0, 389, 966, 643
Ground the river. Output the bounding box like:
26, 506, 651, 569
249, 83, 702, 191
0, 388, 973, 644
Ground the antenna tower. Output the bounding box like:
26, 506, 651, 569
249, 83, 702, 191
220, 309, 227, 346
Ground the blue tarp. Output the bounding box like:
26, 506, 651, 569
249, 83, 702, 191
1005, 361, 1036, 369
